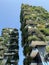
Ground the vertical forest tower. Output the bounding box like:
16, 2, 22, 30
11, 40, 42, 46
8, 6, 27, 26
0, 28, 19, 65
20, 4, 49, 65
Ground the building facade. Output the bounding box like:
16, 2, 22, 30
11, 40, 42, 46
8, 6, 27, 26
20, 4, 49, 65
0, 28, 19, 65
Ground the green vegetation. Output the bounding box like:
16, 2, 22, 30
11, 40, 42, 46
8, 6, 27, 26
21, 4, 49, 23
23, 45, 33, 56
20, 4, 49, 45
0, 28, 19, 65
28, 35, 39, 41
20, 4, 49, 48
40, 28, 49, 36
20, 4, 49, 64
46, 46, 49, 53
24, 57, 33, 65
45, 36, 49, 41
0, 37, 4, 42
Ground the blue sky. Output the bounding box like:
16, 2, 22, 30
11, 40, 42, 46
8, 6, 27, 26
0, 0, 49, 65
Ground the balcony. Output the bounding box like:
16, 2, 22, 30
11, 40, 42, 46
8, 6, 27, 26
4, 52, 15, 56
10, 36, 19, 40
29, 41, 48, 47
7, 49, 18, 52
5, 43, 18, 47
9, 45, 19, 50
30, 63, 37, 65
0, 56, 4, 60
23, 11, 32, 16
2, 33, 9, 36
26, 20, 34, 25
10, 60, 18, 64
9, 31, 18, 36
10, 40, 18, 43
30, 49, 39, 58
2, 28, 18, 35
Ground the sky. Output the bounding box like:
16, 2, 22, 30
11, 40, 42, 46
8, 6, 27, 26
0, 0, 49, 65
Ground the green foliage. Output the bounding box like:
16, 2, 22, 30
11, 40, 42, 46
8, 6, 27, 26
23, 45, 32, 56
20, 4, 49, 24
24, 57, 33, 65
46, 46, 49, 53
28, 35, 39, 41
0, 37, 4, 42
45, 36, 49, 41
40, 28, 49, 36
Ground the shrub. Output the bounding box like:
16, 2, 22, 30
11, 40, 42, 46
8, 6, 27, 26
23, 45, 32, 56
40, 28, 49, 36
37, 23, 45, 28
28, 35, 39, 41
46, 46, 49, 53
45, 36, 49, 41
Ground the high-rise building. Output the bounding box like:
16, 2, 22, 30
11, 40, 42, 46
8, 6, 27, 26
20, 4, 49, 65
0, 28, 19, 65
0, 37, 5, 65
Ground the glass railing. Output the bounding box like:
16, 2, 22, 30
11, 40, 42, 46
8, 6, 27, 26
43, 62, 49, 65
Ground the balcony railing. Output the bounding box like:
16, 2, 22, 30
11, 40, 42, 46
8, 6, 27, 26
4, 52, 15, 56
